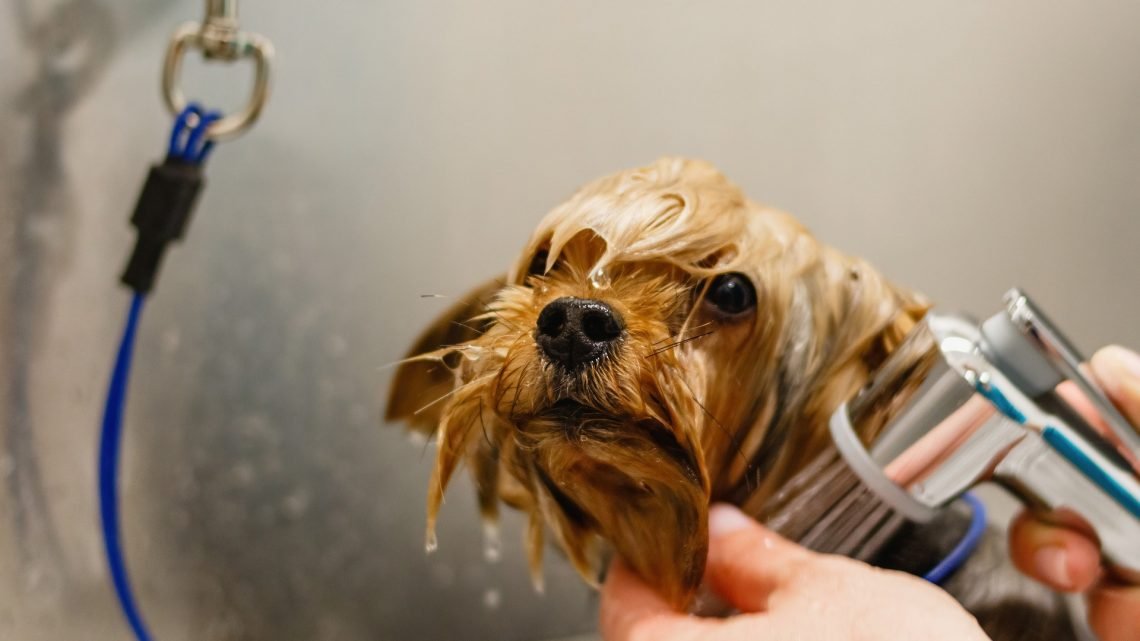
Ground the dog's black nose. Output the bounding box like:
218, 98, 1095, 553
536, 297, 624, 370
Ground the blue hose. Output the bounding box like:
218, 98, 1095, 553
98, 292, 151, 641
922, 492, 987, 585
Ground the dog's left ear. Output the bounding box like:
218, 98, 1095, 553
385, 277, 505, 435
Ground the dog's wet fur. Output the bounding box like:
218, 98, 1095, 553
387, 158, 1072, 640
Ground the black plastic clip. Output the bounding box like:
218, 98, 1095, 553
120, 158, 205, 293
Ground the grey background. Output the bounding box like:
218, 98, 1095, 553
1, 1, 1138, 640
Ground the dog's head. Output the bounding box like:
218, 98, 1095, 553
387, 157, 927, 607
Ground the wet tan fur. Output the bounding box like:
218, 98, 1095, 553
386, 157, 929, 607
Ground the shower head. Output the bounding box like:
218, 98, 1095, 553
827, 289, 1140, 582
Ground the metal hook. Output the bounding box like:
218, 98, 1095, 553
161, 0, 273, 141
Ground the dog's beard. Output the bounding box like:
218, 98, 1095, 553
519, 400, 708, 605
418, 300, 712, 607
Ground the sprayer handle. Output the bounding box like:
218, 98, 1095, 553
996, 432, 1140, 583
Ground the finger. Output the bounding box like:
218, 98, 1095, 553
1056, 347, 1140, 440
1008, 510, 1101, 592
703, 503, 813, 613
599, 558, 719, 641
1090, 345, 1140, 427
1088, 583, 1140, 641
1054, 346, 1140, 440
1056, 381, 1113, 436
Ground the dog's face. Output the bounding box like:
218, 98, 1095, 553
387, 158, 927, 607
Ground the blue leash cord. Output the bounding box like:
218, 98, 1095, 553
167, 104, 222, 163
99, 104, 221, 641
98, 293, 150, 641
922, 492, 987, 585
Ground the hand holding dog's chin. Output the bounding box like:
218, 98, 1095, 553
1009, 345, 1140, 641
599, 504, 990, 641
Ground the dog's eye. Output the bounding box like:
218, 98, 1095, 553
527, 249, 550, 279
704, 273, 756, 317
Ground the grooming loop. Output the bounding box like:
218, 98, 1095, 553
161, 0, 273, 141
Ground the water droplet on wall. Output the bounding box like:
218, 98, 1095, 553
482, 521, 501, 563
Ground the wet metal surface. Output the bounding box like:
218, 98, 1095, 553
2, 1, 1140, 640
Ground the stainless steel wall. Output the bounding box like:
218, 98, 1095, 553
2, 1, 1138, 640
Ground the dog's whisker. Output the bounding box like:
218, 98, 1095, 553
420, 293, 448, 299
675, 374, 748, 475
487, 310, 522, 333
451, 320, 485, 335
648, 330, 716, 357
651, 321, 713, 346
412, 373, 495, 416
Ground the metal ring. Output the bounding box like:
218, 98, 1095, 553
161, 22, 273, 141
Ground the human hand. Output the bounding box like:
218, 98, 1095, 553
1008, 345, 1140, 641
600, 503, 989, 641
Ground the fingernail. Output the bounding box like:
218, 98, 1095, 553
1034, 546, 1072, 589
1102, 345, 1140, 381
708, 504, 754, 537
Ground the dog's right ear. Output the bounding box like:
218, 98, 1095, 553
385, 277, 505, 435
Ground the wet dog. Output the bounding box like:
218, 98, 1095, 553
386, 158, 1069, 639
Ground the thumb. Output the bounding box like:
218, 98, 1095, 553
599, 558, 720, 641
703, 503, 814, 613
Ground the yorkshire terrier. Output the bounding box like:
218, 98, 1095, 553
387, 158, 1071, 640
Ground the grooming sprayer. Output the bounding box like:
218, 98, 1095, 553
829, 288, 1140, 581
